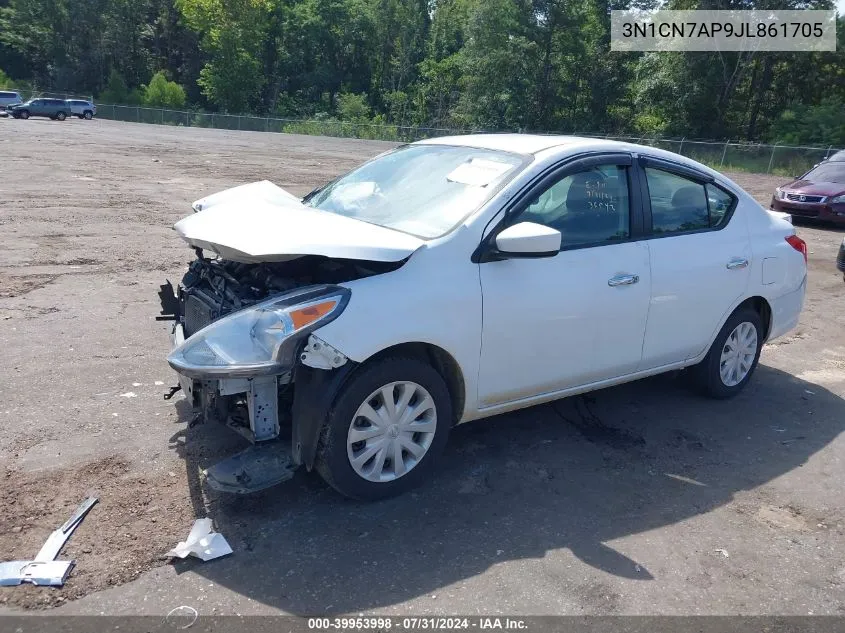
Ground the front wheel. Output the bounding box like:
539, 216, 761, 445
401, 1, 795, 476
83, 111, 93, 120
316, 355, 452, 500
689, 307, 763, 399
56, 111, 67, 121
19, 110, 29, 119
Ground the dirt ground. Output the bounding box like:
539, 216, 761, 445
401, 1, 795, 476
0, 119, 843, 616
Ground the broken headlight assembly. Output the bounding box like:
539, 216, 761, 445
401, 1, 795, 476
168, 285, 350, 378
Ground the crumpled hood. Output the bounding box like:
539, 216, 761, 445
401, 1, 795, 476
175, 181, 424, 263
191, 180, 303, 212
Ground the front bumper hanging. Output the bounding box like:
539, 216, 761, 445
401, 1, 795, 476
165, 296, 354, 493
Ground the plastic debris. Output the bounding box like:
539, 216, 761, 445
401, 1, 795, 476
35, 497, 98, 562
714, 548, 730, 558
166, 605, 199, 630
0, 560, 74, 587
167, 518, 232, 562
0, 496, 97, 587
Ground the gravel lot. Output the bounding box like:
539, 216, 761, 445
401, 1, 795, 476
1, 119, 843, 615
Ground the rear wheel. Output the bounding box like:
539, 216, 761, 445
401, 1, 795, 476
56, 111, 67, 121
689, 307, 763, 399
316, 355, 452, 500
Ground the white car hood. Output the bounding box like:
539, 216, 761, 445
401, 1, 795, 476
191, 180, 302, 212
175, 181, 424, 263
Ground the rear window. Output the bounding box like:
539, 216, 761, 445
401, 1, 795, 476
645, 168, 735, 234
0, 91, 19, 98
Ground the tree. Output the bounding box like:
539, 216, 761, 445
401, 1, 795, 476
0, 0, 843, 141
769, 98, 845, 146
143, 70, 187, 107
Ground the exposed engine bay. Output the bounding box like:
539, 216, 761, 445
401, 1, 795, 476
176, 253, 401, 338
159, 251, 404, 493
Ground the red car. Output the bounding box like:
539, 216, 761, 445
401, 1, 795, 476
771, 151, 845, 224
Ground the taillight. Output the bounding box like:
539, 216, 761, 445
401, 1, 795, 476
785, 234, 808, 264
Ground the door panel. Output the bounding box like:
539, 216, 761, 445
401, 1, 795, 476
477, 157, 651, 408
479, 242, 651, 407
638, 163, 751, 369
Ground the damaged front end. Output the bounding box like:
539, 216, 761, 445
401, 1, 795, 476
159, 254, 404, 494
158, 181, 417, 493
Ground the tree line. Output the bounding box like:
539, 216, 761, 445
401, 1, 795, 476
1, 0, 843, 145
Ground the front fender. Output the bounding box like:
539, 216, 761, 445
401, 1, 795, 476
291, 361, 358, 470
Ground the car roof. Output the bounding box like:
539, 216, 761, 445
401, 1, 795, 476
415, 133, 589, 155
828, 150, 845, 162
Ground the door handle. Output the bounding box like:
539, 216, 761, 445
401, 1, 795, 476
726, 258, 749, 270
608, 274, 639, 287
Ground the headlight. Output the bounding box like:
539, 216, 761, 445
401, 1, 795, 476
829, 194, 845, 204
168, 285, 350, 378
775, 188, 787, 200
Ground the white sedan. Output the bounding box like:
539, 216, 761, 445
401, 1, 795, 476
161, 134, 807, 500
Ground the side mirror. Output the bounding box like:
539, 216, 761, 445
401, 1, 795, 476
494, 222, 561, 258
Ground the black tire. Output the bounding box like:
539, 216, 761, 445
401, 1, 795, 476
316, 355, 452, 500
688, 307, 763, 399
19, 110, 29, 119
56, 111, 67, 121
83, 110, 93, 120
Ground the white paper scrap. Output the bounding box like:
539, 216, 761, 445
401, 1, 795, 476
447, 158, 513, 187
167, 518, 233, 562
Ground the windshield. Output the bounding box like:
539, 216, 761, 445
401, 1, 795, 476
802, 162, 845, 184
306, 144, 524, 238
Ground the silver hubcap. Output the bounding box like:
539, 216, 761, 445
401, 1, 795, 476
719, 322, 758, 387
346, 381, 437, 483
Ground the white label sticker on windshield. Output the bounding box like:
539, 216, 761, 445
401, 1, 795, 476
447, 159, 512, 187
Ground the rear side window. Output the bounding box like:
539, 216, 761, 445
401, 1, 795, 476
645, 168, 734, 234
706, 184, 734, 226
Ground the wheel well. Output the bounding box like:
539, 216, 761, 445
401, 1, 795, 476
737, 296, 772, 340
362, 342, 466, 425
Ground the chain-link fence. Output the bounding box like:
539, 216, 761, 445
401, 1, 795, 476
92, 104, 842, 176
96, 103, 470, 143
586, 134, 841, 177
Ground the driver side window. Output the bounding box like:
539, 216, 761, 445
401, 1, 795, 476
514, 164, 631, 249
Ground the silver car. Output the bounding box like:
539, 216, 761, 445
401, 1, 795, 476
0, 90, 22, 113
65, 99, 96, 120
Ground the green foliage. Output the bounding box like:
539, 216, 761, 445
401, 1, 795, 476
98, 70, 144, 105
99, 69, 128, 104
336, 92, 370, 121
769, 99, 845, 147
0, 0, 843, 146
143, 71, 187, 108
0, 68, 12, 89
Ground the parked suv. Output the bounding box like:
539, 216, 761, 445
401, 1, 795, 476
9, 98, 71, 120
65, 99, 96, 119
0, 90, 23, 111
